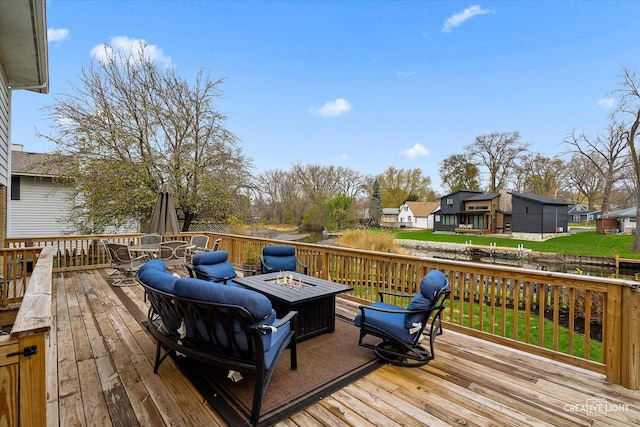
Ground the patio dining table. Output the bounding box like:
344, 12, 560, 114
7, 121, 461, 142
129, 244, 161, 258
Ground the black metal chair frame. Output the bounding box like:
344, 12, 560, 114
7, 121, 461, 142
357, 287, 450, 367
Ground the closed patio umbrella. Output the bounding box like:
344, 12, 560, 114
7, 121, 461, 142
147, 183, 180, 235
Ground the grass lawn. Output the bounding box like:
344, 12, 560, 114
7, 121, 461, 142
393, 229, 640, 259
448, 301, 603, 362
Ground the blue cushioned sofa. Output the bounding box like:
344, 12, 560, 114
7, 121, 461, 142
137, 259, 298, 425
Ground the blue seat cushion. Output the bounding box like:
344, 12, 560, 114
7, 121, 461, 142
354, 302, 414, 343
405, 270, 449, 328
192, 250, 237, 282
262, 245, 297, 273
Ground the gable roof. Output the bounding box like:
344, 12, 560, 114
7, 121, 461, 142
466, 192, 499, 201
604, 207, 636, 218
405, 201, 439, 217
512, 192, 570, 206
439, 189, 483, 199
12, 149, 73, 177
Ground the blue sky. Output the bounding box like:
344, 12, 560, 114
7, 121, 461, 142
11, 1, 640, 192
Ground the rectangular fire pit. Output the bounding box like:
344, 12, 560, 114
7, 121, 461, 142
233, 272, 352, 340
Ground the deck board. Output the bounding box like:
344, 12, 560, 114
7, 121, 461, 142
43, 269, 640, 426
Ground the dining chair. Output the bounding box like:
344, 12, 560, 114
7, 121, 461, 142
140, 233, 162, 247
189, 235, 210, 252
158, 240, 190, 271
102, 240, 149, 286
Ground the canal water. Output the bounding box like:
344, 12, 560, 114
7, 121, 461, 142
405, 247, 639, 280
297, 233, 640, 279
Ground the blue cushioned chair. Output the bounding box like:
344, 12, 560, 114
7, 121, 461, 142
261, 245, 308, 274
354, 270, 450, 367
137, 259, 298, 425
187, 250, 251, 286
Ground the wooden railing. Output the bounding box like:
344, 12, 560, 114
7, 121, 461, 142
0, 246, 53, 426
3, 233, 640, 389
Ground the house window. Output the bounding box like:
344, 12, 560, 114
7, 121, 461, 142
442, 214, 456, 225
407, 216, 412, 222
11, 176, 20, 200
435, 214, 441, 222
446, 198, 454, 207
525, 206, 529, 215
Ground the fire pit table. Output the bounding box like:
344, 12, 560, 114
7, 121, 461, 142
233, 272, 352, 341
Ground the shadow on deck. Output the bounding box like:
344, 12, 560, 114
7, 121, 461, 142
45, 268, 640, 426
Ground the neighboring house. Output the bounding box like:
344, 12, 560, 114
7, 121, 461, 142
567, 204, 601, 223
380, 207, 400, 228
9, 146, 76, 237
0, 0, 49, 245
434, 190, 483, 233
459, 192, 507, 233
398, 201, 440, 229
9, 146, 139, 237
434, 189, 569, 238
603, 207, 636, 234
511, 193, 570, 238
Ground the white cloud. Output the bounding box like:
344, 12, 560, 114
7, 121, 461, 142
442, 5, 491, 33
312, 98, 352, 117
90, 36, 173, 68
401, 143, 430, 159
337, 153, 349, 161
48, 28, 70, 43
598, 97, 615, 109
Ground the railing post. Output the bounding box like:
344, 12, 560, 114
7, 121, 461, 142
604, 283, 622, 385
321, 251, 329, 281
620, 286, 640, 389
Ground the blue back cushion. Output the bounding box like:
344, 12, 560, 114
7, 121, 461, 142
138, 264, 179, 294
138, 259, 167, 274
174, 278, 278, 354
262, 245, 297, 273
174, 278, 275, 323
193, 250, 237, 282
404, 270, 449, 328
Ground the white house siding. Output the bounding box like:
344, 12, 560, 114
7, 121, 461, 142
9, 176, 77, 237
398, 203, 435, 229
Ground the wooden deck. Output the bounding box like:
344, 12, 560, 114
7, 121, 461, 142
45, 268, 640, 426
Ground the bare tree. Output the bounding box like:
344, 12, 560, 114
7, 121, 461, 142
614, 67, 640, 250
40, 41, 252, 232
565, 153, 604, 210
564, 119, 629, 214
512, 153, 567, 197
254, 169, 304, 224
465, 131, 528, 192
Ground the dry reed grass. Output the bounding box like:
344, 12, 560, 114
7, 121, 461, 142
336, 229, 405, 253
